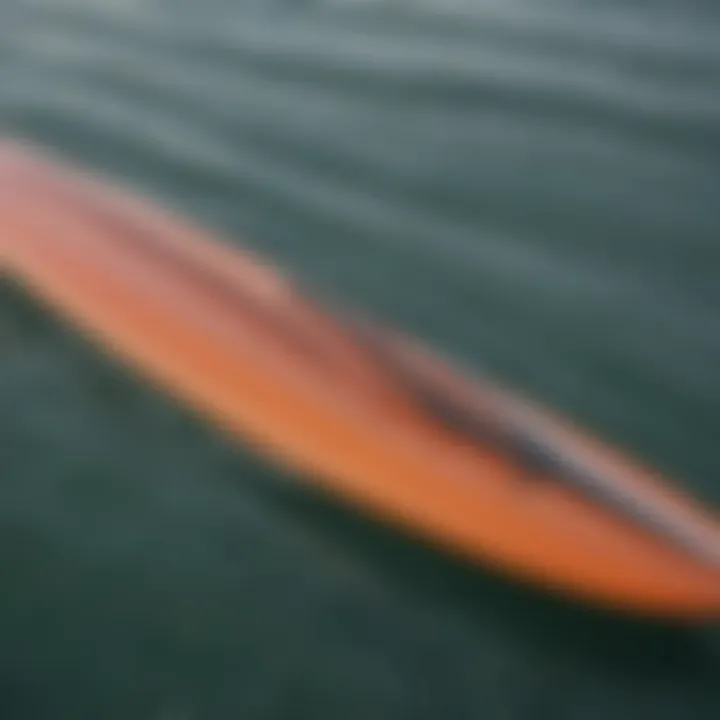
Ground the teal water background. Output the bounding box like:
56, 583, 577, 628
1, 1, 720, 717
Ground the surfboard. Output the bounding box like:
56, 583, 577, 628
2, 139, 718, 619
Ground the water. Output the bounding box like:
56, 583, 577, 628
1, 1, 719, 717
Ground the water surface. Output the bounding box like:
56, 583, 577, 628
1, 1, 719, 717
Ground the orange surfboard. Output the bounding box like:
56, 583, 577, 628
2, 139, 719, 620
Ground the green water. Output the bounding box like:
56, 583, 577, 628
1, 1, 720, 717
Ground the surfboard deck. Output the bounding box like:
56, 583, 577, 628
2, 139, 719, 620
